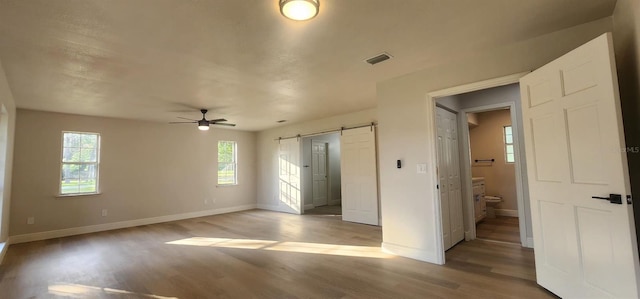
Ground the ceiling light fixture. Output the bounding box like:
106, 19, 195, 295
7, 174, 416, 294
280, 0, 319, 21
197, 120, 210, 131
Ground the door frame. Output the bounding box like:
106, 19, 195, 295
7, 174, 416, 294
459, 102, 528, 246
427, 72, 530, 264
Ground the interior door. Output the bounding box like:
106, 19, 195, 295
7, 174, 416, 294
278, 138, 302, 214
436, 107, 464, 250
520, 32, 639, 298
341, 126, 379, 225
312, 141, 329, 207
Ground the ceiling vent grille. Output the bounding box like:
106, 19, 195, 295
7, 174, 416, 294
365, 53, 392, 65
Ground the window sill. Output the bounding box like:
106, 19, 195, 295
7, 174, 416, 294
216, 184, 238, 187
56, 192, 102, 198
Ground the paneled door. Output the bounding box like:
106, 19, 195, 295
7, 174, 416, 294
341, 126, 379, 225
436, 107, 464, 250
520, 33, 639, 298
312, 141, 329, 207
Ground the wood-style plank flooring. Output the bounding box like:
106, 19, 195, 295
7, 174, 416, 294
0, 210, 556, 298
476, 216, 521, 244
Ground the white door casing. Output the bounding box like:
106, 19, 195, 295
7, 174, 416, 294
436, 107, 464, 250
520, 33, 639, 298
341, 126, 379, 225
312, 141, 329, 207
278, 138, 302, 214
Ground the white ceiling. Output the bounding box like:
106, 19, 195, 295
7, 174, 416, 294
0, 0, 617, 131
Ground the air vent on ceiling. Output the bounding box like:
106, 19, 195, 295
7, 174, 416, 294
365, 52, 392, 65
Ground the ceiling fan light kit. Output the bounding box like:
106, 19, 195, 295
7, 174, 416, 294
169, 109, 236, 130
280, 0, 319, 21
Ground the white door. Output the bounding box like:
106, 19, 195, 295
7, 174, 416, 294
341, 126, 379, 225
278, 138, 302, 214
436, 107, 464, 250
312, 141, 329, 207
520, 33, 639, 298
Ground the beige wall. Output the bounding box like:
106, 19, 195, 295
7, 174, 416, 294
0, 61, 16, 243
469, 109, 517, 211
256, 108, 377, 213
10, 109, 256, 236
377, 17, 613, 262
612, 0, 640, 244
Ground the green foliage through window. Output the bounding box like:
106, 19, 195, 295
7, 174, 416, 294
218, 141, 237, 185
61, 132, 100, 194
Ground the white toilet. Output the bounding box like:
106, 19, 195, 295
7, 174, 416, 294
484, 195, 502, 218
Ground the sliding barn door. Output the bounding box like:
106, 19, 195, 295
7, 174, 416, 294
278, 138, 302, 214
520, 33, 639, 298
341, 126, 379, 225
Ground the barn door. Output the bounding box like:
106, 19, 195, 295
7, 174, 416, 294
341, 126, 379, 225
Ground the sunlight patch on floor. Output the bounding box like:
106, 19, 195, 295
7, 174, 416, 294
165, 237, 393, 259
48, 283, 178, 298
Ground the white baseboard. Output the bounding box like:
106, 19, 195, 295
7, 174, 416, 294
495, 209, 518, 217
0, 241, 8, 265
381, 241, 441, 265
525, 237, 534, 248
304, 204, 315, 210
9, 204, 256, 244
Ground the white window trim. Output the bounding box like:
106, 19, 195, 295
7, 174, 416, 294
59, 131, 101, 196
504, 125, 515, 164
217, 140, 238, 186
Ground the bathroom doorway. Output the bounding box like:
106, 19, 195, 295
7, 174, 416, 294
468, 108, 520, 244
434, 80, 531, 249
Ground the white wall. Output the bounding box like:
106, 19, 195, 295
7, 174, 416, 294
0, 61, 16, 244
257, 109, 376, 212
10, 109, 256, 238
377, 18, 613, 263
302, 132, 341, 209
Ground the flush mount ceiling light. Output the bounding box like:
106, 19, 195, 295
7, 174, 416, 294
280, 0, 319, 21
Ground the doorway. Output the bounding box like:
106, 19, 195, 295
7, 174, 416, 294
430, 75, 532, 261
301, 133, 342, 216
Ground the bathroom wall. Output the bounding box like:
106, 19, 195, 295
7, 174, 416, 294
469, 109, 517, 213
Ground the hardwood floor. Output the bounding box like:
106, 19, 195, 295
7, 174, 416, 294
0, 210, 555, 298
476, 216, 521, 244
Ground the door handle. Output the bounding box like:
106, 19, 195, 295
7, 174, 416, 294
592, 194, 622, 204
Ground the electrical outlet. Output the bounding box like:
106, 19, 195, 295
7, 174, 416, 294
204, 199, 209, 205
27, 217, 34, 225
101, 209, 108, 217
212, 198, 217, 204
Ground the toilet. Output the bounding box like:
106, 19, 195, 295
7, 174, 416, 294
484, 195, 502, 218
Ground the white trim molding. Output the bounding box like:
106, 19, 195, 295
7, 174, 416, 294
0, 242, 8, 265
381, 242, 441, 265
9, 204, 256, 244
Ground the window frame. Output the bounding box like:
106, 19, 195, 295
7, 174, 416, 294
217, 140, 238, 186
59, 131, 101, 196
503, 125, 515, 163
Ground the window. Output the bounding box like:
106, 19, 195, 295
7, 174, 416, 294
504, 126, 515, 163
218, 141, 237, 185
61, 132, 100, 195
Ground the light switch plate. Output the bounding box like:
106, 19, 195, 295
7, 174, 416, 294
417, 163, 427, 174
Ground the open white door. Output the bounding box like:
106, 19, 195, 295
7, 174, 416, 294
520, 33, 639, 298
436, 107, 464, 250
341, 126, 379, 225
278, 138, 302, 214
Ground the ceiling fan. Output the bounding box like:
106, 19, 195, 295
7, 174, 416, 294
169, 109, 236, 131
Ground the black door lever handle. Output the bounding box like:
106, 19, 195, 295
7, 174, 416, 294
592, 194, 622, 204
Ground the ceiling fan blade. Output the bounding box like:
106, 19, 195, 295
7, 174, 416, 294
209, 118, 227, 122
169, 121, 197, 124
212, 122, 236, 127
176, 116, 197, 121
